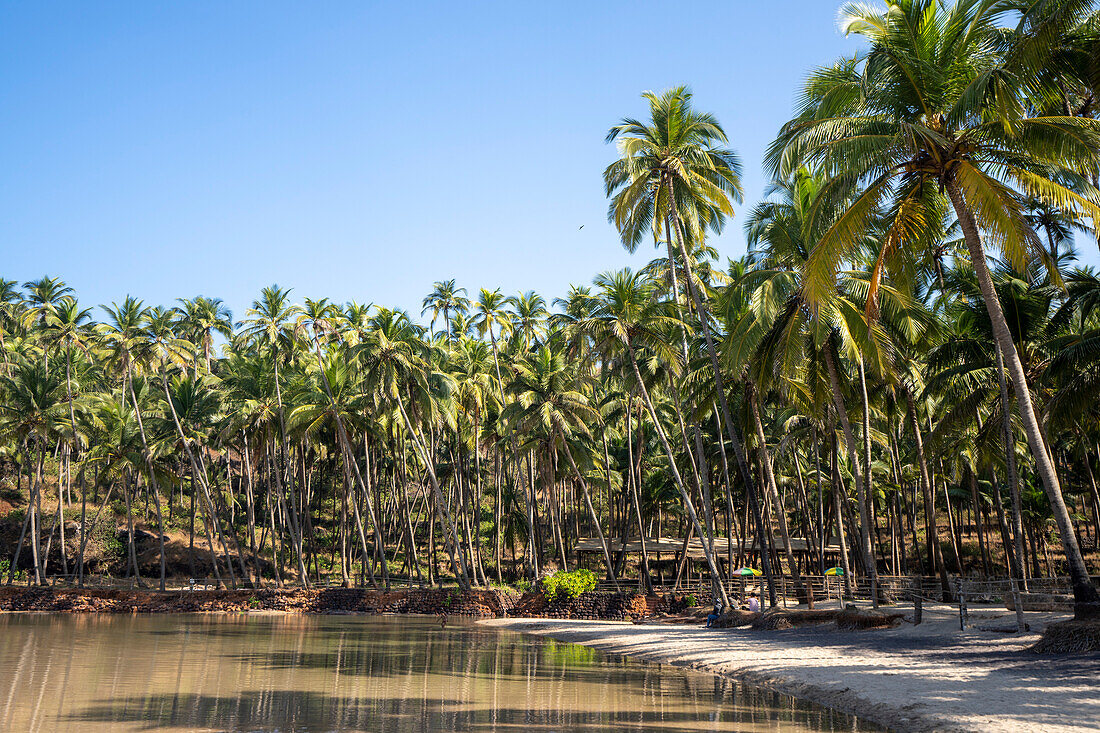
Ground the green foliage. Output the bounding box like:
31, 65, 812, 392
540, 568, 597, 601
684, 594, 698, 608
0, 558, 25, 582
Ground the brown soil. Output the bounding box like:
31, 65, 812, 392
0, 586, 520, 616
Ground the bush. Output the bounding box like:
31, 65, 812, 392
541, 569, 598, 601
0, 558, 24, 582
684, 594, 698, 608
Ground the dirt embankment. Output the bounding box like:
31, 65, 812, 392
0, 586, 688, 620
0, 586, 517, 616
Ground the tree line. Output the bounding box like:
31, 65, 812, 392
2, 0, 1100, 618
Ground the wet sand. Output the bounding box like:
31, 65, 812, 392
482, 606, 1100, 733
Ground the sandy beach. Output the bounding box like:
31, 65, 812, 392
482, 606, 1100, 733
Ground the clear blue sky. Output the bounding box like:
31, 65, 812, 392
3, 1, 1097, 322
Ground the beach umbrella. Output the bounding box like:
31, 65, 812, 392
734, 567, 762, 577
824, 567, 845, 576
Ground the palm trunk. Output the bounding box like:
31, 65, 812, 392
947, 182, 1099, 618
271, 350, 310, 586
665, 195, 766, 607
994, 344, 1028, 588
125, 364, 166, 590
822, 344, 879, 603
905, 390, 951, 597
395, 394, 470, 589
560, 434, 619, 591
309, 339, 389, 588
625, 338, 729, 608
748, 384, 801, 582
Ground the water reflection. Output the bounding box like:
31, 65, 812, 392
0, 614, 879, 732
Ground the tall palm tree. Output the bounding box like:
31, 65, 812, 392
99, 297, 170, 589
577, 269, 729, 606
604, 87, 766, 607
507, 291, 548, 351
0, 278, 21, 374
506, 344, 619, 589
769, 0, 1100, 616
42, 295, 95, 577
1, 359, 68, 584
239, 285, 309, 583
359, 308, 471, 588
472, 288, 513, 401
177, 296, 233, 374
422, 279, 469, 342
297, 297, 389, 587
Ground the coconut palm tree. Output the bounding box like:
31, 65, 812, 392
768, 0, 1100, 616
575, 269, 729, 606
239, 285, 309, 583
605, 87, 776, 606
176, 296, 233, 374
359, 308, 470, 589
422, 279, 469, 343
1, 359, 68, 584
506, 344, 619, 589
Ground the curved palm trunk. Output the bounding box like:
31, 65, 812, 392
994, 344, 1028, 588
394, 395, 471, 589
822, 345, 879, 604
748, 384, 801, 582
625, 339, 729, 608
666, 193, 773, 607
125, 365, 167, 591
157, 366, 241, 589
309, 339, 389, 588
947, 183, 1099, 618
271, 351, 310, 586
560, 434, 619, 591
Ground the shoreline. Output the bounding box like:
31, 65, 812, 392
480, 608, 1100, 733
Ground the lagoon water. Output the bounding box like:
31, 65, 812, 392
0, 614, 879, 732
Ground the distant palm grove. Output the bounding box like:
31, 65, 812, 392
3, 0, 1100, 618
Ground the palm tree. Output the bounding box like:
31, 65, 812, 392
604, 87, 764, 608
99, 297, 170, 589
239, 285, 309, 583
42, 295, 95, 579
472, 288, 513, 401
0, 278, 22, 374
297, 297, 390, 588
359, 308, 471, 589
422, 279, 469, 342
577, 269, 729, 606
507, 291, 548, 351
1, 359, 68, 584
769, 0, 1100, 616
506, 344, 619, 589
176, 296, 233, 374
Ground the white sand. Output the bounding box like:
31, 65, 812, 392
481, 606, 1100, 733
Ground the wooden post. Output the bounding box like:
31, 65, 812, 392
1011, 579, 1025, 633
913, 576, 922, 625
956, 578, 967, 630
807, 579, 815, 610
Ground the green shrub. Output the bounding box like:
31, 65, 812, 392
684, 594, 698, 608
541, 569, 597, 601
515, 578, 532, 593
0, 559, 24, 582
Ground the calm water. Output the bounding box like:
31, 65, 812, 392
0, 614, 879, 732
